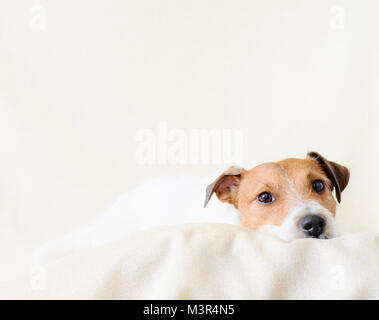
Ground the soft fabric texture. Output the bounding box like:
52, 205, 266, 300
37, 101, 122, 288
2, 223, 379, 299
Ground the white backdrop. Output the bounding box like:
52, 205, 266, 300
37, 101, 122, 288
0, 0, 378, 278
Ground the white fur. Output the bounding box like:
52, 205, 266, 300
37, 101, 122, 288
259, 201, 338, 242
279, 165, 302, 201
33, 175, 240, 265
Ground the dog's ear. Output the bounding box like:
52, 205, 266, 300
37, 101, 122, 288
307, 152, 350, 203
204, 166, 244, 208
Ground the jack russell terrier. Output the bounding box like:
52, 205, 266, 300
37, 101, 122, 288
204, 151, 349, 240
33, 152, 349, 265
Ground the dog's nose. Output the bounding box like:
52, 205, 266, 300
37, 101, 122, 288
298, 215, 326, 238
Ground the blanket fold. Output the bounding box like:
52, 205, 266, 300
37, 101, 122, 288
2, 223, 379, 299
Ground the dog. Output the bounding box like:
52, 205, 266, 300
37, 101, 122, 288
32, 152, 349, 267
204, 151, 349, 241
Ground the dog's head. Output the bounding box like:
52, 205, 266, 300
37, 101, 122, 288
204, 152, 350, 241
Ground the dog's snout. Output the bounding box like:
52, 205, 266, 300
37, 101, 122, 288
298, 215, 326, 238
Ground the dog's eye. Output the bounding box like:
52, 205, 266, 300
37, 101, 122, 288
257, 192, 275, 204
312, 180, 325, 194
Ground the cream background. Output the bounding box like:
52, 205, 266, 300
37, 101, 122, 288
0, 1, 378, 279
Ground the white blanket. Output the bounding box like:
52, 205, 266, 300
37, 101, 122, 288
2, 223, 379, 299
